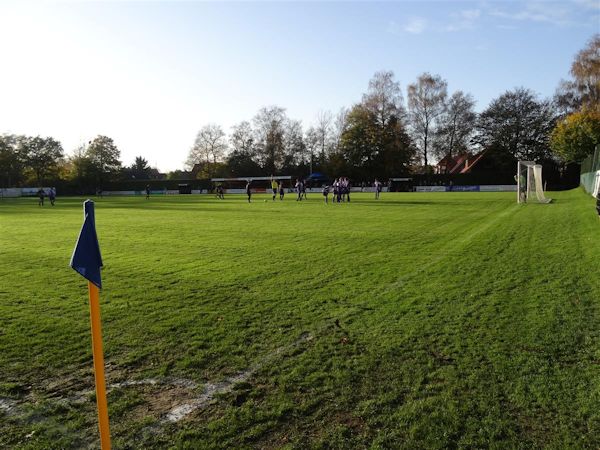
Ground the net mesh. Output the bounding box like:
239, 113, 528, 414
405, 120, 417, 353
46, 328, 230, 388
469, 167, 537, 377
580, 145, 600, 196
533, 165, 551, 203
517, 161, 551, 203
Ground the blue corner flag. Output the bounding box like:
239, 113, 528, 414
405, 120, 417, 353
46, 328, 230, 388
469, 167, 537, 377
70, 199, 103, 289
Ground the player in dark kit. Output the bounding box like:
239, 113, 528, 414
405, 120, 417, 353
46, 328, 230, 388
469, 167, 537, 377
322, 185, 330, 203
37, 188, 45, 206
145, 185, 151, 199
279, 182, 285, 200
48, 187, 56, 206
374, 179, 382, 199
295, 179, 303, 201
246, 180, 252, 203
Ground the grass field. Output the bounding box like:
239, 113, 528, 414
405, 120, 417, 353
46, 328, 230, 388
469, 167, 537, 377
1, 189, 600, 449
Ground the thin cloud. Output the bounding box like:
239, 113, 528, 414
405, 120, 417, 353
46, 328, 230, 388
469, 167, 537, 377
496, 24, 518, 30
573, 0, 600, 11
460, 9, 481, 21
387, 20, 401, 35
443, 8, 481, 32
490, 2, 575, 27
403, 17, 427, 34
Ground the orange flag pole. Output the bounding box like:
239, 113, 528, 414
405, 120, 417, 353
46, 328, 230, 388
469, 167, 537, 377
88, 281, 111, 449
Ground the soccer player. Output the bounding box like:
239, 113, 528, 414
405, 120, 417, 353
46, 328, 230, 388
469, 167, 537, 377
145, 185, 151, 199
279, 182, 285, 200
345, 178, 351, 202
48, 187, 56, 206
302, 179, 308, 200
322, 185, 330, 203
337, 178, 344, 203
295, 179, 303, 201
332, 179, 339, 203
271, 177, 278, 201
374, 179, 382, 199
246, 180, 252, 203
37, 188, 45, 206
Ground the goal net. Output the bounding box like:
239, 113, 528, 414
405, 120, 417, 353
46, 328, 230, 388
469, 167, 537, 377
517, 161, 551, 204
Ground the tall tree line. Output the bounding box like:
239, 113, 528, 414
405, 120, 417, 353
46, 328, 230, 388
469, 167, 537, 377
1, 34, 597, 188
186, 69, 562, 179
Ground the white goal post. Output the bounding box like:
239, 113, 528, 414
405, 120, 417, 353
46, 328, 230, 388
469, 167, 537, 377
593, 170, 600, 198
517, 161, 552, 204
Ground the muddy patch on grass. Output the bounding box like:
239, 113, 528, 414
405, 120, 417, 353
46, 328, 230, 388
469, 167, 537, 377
161, 331, 314, 424
0, 397, 19, 415
6, 330, 316, 440
116, 384, 195, 425
110, 377, 197, 390
164, 368, 254, 423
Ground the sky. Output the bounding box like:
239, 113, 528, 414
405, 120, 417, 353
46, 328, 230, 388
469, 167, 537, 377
0, 0, 598, 172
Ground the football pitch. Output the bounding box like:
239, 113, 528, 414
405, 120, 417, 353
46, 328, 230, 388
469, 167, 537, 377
1, 190, 599, 448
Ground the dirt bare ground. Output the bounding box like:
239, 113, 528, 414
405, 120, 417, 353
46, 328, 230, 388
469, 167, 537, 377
2, 330, 316, 445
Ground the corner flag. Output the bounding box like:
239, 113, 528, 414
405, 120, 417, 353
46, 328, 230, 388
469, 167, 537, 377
70, 199, 103, 288
70, 199, 111, 449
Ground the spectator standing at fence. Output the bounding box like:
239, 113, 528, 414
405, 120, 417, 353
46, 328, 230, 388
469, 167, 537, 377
245, 180, 252, 203
37, 188, 45, 206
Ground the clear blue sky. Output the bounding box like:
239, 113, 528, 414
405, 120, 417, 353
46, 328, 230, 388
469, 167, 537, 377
0, 1, 598, 171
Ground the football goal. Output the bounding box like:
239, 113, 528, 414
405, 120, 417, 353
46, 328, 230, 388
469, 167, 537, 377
517, 161, 552, 204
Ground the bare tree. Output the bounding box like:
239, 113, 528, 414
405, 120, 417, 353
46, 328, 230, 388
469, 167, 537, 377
332, 107, 349, 154
554, 79, 580, 116
407, 73, 448, 169
252, 106, 287, 173
230, 121, 254, 155
553, 34, 600, 114
283, 119, 306, 171
304, 126, 319, 173
315, 110, 333, 159
570, 34, 600, 109
186, 124, 228, 178
362, 70, 405, 128
434, 91, 476, 160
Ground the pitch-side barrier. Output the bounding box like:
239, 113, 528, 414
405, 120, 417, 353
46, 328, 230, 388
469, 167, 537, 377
415, 185, 517, 192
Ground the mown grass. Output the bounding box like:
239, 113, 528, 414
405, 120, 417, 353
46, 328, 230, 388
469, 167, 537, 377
1, 189, 599, 449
